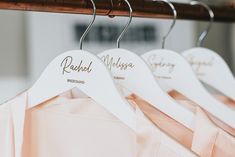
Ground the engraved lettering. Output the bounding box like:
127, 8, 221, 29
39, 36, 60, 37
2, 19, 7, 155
147, 55, 175, 73
186, 55, 214, 75
60, 56, 92, 75
114, 76, 125, 80
101, 55, 135, 70
67, 79, 85, 84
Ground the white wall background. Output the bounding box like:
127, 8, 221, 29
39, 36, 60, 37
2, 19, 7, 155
0, 10, 28, 103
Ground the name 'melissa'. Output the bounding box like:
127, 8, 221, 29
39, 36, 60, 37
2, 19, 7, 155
100, 54, 134, 70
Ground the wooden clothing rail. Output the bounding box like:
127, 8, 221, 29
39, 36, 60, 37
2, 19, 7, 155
0, 0, 235, 22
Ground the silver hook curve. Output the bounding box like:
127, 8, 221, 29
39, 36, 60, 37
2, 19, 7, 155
117, 0, 133, 48
152, 0, 177, 49
190, 1, 214, 47
79, 0, 96, 50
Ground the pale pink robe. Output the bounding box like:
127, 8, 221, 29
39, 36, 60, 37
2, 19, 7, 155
129, 91, 235, 157
0, 90, 196, 157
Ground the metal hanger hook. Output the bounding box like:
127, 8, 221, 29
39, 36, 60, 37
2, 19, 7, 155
190, 1, 214, 47
117, 0, 133, 48
152, 0, 177, 49
79, 0, 96, 50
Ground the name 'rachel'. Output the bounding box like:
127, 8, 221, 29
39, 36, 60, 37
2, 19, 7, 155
60, 56, 92, 75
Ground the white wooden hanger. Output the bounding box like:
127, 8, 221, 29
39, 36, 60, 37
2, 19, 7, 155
98, 0, 195, 130
27, 0, 136, 131
142, 0, 235, 129
182, 1, 235, 101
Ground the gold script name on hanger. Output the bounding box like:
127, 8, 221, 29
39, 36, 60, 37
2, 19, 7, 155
60, 56, 93, 85
60, 56, 93, 75
186, 54, 214, 76
101, 54, 135, 71
100, 54, 135, 80
147, 55, 175, 80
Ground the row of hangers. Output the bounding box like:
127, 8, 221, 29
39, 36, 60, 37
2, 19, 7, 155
27, 0, 235, 132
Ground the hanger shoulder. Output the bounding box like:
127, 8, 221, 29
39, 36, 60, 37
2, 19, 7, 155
99, 48, 195, 130
28, 50, 136, 131
143, 49, 235, 129
182, 47, 235, 101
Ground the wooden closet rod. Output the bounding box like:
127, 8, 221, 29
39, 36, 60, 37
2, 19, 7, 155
0, 0, 235, 22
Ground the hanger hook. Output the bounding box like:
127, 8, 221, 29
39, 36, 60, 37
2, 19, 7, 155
79, 0, 96, 50
117, 0, 133, 48
152, 0, 177, 49
190, 1, 214, 47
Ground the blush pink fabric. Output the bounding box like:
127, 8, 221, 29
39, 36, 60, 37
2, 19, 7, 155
129, 92, 235, 157
0, 90, 196, 157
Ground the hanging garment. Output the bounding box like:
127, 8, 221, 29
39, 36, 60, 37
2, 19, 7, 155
169, 91, 235, 136
129, 92, 235, 157
0, 89, 197, 157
